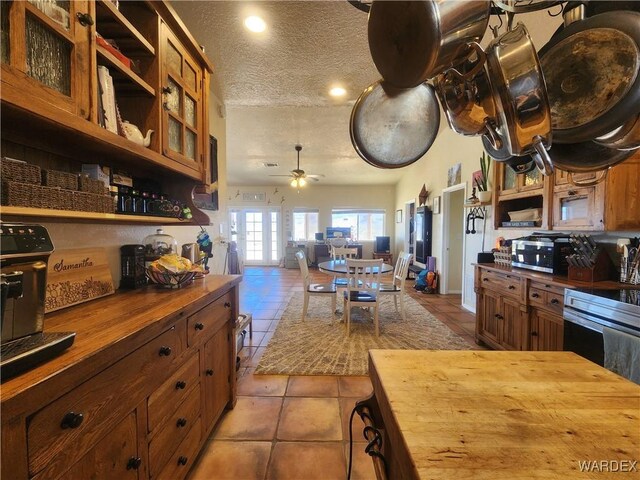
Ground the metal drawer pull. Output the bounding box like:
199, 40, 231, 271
178, 456, 188, 466
224, 302, 231, 308
126, 457, 142, 470
76, 12, 94, 26
60, 412, 84, 429
482, 278, 489, 282
175, 381, 187, 390
494, 314, 504, 320
508, 285, 516, 290
159, 346, 172, 356
550, 298, 560, 305
206, 369, 214, 376
531, 292, 540, 298
176, 418, 187, 427
194, 322, 204, 330
531, 331, 538, 336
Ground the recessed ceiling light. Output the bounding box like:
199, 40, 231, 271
329, 86, 347, 97
244, 16, 266, 33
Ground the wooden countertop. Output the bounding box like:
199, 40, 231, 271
368, 350, 640, 479
474, 263, 625, 290
1, 274, 242, 417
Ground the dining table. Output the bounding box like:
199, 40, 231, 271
355, 350, 640, 480
317, 259, 394, 276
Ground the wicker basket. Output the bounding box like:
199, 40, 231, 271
72, 191, 113, 213
42, 169, 78, 191
78, 175, 108, 195
1, 181, 73, 210
1, 158, 41, 185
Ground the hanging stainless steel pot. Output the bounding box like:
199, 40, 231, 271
546, 140, 635, 174
349, 80, 440, 168
538, 11, 640, 144
594, 113, 640, 151
367, 0, 491, 88
482, 23, 553, 175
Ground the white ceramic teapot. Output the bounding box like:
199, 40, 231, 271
121, 121, 154, 147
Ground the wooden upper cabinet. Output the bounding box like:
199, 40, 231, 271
1, 0, 92, 118
160, 22, 204, 173
496, 161, 544, 198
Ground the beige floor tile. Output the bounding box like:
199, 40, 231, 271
267, 442, 346, 480
286, 376, 339, 397
238, 346, 258, 366
244, 331, 265, 348
260, 331, 275, 346
238, 373, 288, 397
277, 397, 342, 441
338, 376, 372, 398
250, 346, 267, 367
187, 440, 271, 480
339, 397, 367, 442
252, 320, 272, 332
214, 397, 282, 440
345, 442, 378, 480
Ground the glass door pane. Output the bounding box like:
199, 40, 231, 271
270, 210, 280, 264
245, 211, 264, 263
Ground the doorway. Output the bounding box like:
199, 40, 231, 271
229, 207, 282, 266
441, 184, 467, 295
404, 201, 415, 259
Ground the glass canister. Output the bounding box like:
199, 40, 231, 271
143, 228, 178, 263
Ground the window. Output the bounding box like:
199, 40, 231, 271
331, 209, 385, 241
293, 209, 319, 241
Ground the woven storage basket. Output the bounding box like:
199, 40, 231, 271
72, 191, 100, 212
1, 181, 72, 210
78, 175, 108, 194
101, 195, 115, 213
42, 169, 78, 191
1, 158, 41, 185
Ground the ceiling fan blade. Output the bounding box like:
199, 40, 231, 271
305, 174, 325, 178
306, 177, 321, 182
268, 174, 295, 177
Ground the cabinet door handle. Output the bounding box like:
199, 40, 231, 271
60, 412, 84, 429
531, 293, 540, 298
162, 86, 173, 95
126, 457, 142, 470
175, 380, 187, 390
159, 346, 172, 357
494, 314, 503, 320
482, 278, 489, 282
178, 456, 188, 466
194, 322, 204, 331
76, 12, 94, 26
508, 285, 516, 290
550, 298, 560, 305
224, 302, 231, 308
206, 369, 214, 376
176, 418, 188, 427
531, 331, 538, 337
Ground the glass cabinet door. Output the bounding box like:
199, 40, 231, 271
161, 23, 202, 171
1, 1, 91, 118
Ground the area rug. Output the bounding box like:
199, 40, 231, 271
255, 293, 473, 376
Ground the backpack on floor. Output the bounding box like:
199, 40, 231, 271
414, 269, 428, 291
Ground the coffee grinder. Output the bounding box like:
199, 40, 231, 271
120, 244, 147, 289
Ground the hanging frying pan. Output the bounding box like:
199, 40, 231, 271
349, 80, 440, 168
594, 112, 640, 151
545, 139, 635, 174
538, 11, 640, 144
367, 0, 491, 88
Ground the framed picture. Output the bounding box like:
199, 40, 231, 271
448, 163, 462, 187
433, 196, 441, 214
396, 209, 403, 223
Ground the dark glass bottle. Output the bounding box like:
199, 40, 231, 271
140, 191, 150, 215
131, 189, 143, 214
118, 186, 132, 213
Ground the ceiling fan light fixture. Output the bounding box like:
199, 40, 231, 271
329, 86, 346, 97
290, 178, 298, 187
244, 15, 266, 33
298, 177, 306, 187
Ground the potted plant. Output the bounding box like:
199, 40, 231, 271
475, 152, 492, 203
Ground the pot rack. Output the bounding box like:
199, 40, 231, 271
348, 0, 565, 16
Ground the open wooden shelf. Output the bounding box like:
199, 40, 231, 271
97, 45, 155, 97
95, 0, 155, 56
0, 206, 196, 225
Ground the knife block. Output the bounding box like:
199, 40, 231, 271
568, 250, 613, 283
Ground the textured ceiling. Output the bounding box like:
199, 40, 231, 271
171, 1, 561, 186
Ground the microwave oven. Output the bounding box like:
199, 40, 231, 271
511, 235, 572, 275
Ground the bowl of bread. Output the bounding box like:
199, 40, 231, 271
146, 254, 206, 288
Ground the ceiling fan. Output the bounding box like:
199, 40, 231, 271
269, 145, 323, 187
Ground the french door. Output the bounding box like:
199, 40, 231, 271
229, 208, 281, 266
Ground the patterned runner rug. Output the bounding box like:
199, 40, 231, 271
255, 293, 473, 376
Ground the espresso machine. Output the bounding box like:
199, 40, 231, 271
1, 222, 75, 380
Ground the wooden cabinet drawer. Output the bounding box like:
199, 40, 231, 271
155, 417, 202, 480
479, 270, 521, 297
187, 292, 232, 347
528, 287, 546, 307
545, 291, 564, 315
148, 351, 200, 433
149, 384, 201, 477
27, 324, 185, 477
529, 282, 565, 315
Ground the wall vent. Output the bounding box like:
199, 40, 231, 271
263, 162, 279, 167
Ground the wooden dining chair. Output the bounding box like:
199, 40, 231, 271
343, 258, 383, 337
379, 252, 413, 321
330, 246, 359, 288
296, 251, 336, 320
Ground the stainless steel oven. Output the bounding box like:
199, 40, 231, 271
563, 288, 640, 366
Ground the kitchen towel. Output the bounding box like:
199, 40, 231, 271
603, 326, 640, 385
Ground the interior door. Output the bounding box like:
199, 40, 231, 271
229, 208, 281, 266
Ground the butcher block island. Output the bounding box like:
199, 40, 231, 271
359, 350, 640, 480
1, 274, 241, 480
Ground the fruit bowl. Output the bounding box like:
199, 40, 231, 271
146, 268, 197, 289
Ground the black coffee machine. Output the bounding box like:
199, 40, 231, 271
1, 222, 75, 380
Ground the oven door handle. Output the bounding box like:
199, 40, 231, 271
564, 313, 604, 334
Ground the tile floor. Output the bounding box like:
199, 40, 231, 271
187, 267, 480, 480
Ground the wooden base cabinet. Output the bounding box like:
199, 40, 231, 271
475, 265, 567, 352
1, 276, 241, 480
